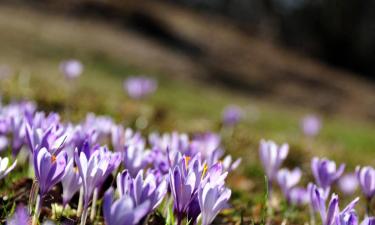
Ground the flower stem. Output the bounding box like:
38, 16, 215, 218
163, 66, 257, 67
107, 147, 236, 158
367, 197, 372, 216
90, 188, 98, 221
32, 194, 41, 225
80, 207, 88, 225
76, 187, 83, 217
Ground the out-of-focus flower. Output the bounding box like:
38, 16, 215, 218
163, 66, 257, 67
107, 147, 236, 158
356, 166, 375, 200
0, 156, 17, 180
123, 76, 157, 99
61, 159, 82, 206
0, 136, 8, 151
102, 187, 150, 225
60, 59, 83, 79
308, 183, 330, 215
259, 139, 289, 182
111, 125, 144, 152
7, 204, 30, 225
34, 147, 67, 195
123, 143, 150, 177
198, 181, 231, 225
116, 169, 167, 212
222, 105, 243, 126
361, 217, 375, 225
288, 187, 309, 206
310, 184, 359, 225
301, 115, 321, 137
338, 173, 358, 196
222, 155, 241, 172
311, 157, 345, 190
277, 168, 302, 203
332, 196, 359, 225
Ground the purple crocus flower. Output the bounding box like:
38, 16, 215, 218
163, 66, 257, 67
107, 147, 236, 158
301, 115, 321, 137
74, 148, 110, 208
61, 159, 82, 206
361, 217, 375, 225
259, 139, 289, 182
124, 76, 157, 99
169, 154, 205, 224
288, 187, 309, 206
116, 169, 167, 212
123, 143, 150, 177
7, 204, 30, 225
34, 147, 67, 196
222, 105, 243, 126
277, 168, 302, 203
103, 187, 150, 225
356, 166, 375, 200
338, 173, 358, 196
334, 196, 360, 225
309, 183, 330, 216
60, 59, 83, 79
311, 157, 345, 190
198, 181, 231, 225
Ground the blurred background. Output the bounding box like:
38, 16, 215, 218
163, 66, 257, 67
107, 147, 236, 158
1, 0, 375, 119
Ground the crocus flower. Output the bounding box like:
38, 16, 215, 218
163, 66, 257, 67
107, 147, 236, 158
7, 204, 30, 225
309, 183, 330, 216
123, 76, 157, 99
198, 181, 231, 225
311, 157, 345, 190
34, 147, 67, 196
60, 59, 83, 79
61, 159, 82, 206
123, 144, 150, 177
338, 173, 358, 196
259, 139, 289, 182
222, 105, 243, 126
288, 187, 309, 206
116, 169, 167, 212
74, 148, 110, 208
103, 187, 150, 225
356, 166, 375, 200
361, 217, 375, 225
301, 115, 321, 137
277, 168, 302, 203
169, 154, 205, 223
0, 156, 17, 179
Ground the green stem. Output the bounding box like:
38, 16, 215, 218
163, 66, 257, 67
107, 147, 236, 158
32, 194, 41, 225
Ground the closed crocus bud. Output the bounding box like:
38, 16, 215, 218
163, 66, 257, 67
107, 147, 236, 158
311, 157, 345, 190
60, 59, 83, 79
301, 115, 321, 137
123, 76, 157, 100
308, 183, 329, 215
259, 139, 289, 182
356, 166, 375, 200
338, 173, 358, 196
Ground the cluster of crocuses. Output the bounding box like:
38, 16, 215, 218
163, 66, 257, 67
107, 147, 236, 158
260, 139, 375, 225
0, 101, 240, 225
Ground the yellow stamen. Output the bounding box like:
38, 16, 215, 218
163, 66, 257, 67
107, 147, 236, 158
202, 163, 208, 179
51, 155, 57, 163
184, 156, 191, 167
